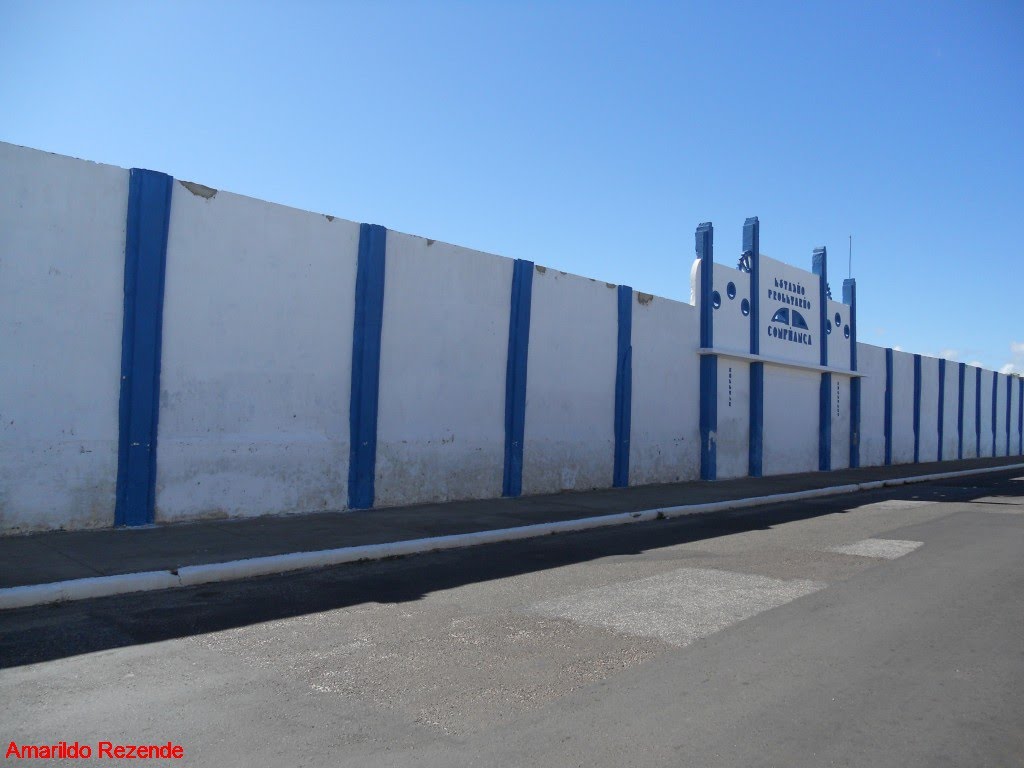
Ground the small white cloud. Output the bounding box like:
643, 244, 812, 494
1011, 341, 1024, 356
892, 345, 903, 352
968, 361, 984, 368
1000, 363, 1016, 375
938, 348, 959, 360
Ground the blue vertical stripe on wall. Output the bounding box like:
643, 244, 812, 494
613, 285, 633, 487
1018, 379, 1023, 454
1006, 375, 1012, 455
744, 217, 763, 477
912, 354, 922, 463
115, 169, 173, 527
348, 223, 387, 510
975, 367, 982, 457
843, 278, 859, 468
502, 259, 534, 497
957, 363, 965, 459
990, 372, 998, 456
937, 358, 946, 461
697, 222, 717, 481
812, 248, 829, 471
884, 348, 894, 465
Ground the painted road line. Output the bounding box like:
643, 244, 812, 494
2, 462, 1023, 611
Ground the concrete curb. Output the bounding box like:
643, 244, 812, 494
3, 462, 1022, 611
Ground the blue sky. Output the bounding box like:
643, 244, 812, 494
2, 1, 1022, 371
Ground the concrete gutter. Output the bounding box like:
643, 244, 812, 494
2, 462, 1021, 611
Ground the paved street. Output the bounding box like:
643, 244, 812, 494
2, 471, 1023, 767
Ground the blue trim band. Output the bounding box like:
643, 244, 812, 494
696, 222, 716, 480
975, 367, 982, 457
819, 373, 832, 471
1006, 375, 1012, 455
502, 259, 534, 497
115, 169, 173, 527
957, 363, 965, 460
991, 371, 998, 456
613, 285, 633, 488
912, 354, 922, 462
937, 358, 945, 461
884, 348, 894, 465
843, 279, 859, 467
744, 217, 762, 477
348, 223, 387, 509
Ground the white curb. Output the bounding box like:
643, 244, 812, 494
3, 462, 1022, 611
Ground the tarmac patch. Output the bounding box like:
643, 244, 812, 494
530, 567, 824, 647
826, 538, 923, 559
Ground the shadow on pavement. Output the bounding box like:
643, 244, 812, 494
0, 471, 1019, 670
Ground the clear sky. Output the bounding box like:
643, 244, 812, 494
2, 1, 1022, 371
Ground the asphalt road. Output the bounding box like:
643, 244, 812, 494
2, 472, 1023, 767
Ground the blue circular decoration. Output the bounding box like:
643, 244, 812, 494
844, 324, 850, 339
726, 282, 737, 300
826, 323, 832, 335
741, 298, 750, 316
712, 291, 722, 309
834, 312, 841, 327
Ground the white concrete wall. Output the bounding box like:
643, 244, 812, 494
994, 373, 1008, 457
826, 299, 852, 370
962, 366, 978, 458
978, 369, 994, 458
0, 144, 128, 533
760, 255, 820, 367
156, 184, 359, 522
830, 375, 851, 469
940, 362, 959, 461
891, 351, 916, 464
711, 263, 751, 355
858, 343, 887, 467
717, 357, 751, 479
375, 232, 511, 506
521, 267, 617, 494
629, 294, 700, 485
918, 356, 940, 462
762, 367, 819, 476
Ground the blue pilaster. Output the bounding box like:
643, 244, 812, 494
744, 217, 763, 477
884, 348, 894, 465
697, 222, 717, 481
1019, 378, 1023, 454
613, 285, 633, 487
843, 278, 859, 468
937, 358, 946, 461
992, 372, 999, 456
811, 249, 827, 473
502, 259, 534, 497
1006, 375, 1012, 455
912, 354, 922, 462
115, 168, 173, 527
812, 247, 829, 471
348, 224, 387, 509
957, 362, 965, 459
975, 367, 982, 457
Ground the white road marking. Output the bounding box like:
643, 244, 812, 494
530, 567, 825, 647
826, 538, 923, 559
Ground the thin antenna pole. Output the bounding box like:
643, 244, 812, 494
848, 235, 852, 278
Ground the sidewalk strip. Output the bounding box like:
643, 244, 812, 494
2, 462, 1022, 611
